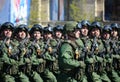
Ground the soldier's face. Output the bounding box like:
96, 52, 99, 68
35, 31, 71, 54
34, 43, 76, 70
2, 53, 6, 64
43, 34, 47, 39
46, 33, 53, 39
74, 29, 80, 38
91, 28, 100, 37
33, 31, 41, 40
103, 32, 110, 39
81, 26, 88, 36
55, 31, 62, 39
18, 31, 26, 39
4, 29, 12, 38
111, 29, 118, 37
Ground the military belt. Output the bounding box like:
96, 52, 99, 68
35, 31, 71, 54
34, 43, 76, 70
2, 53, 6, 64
0, 61, 3, 71
61, 68, 84, 81
5, 65, 18, 75
105, 62, 112, 72
19, 63, 31, 74
86, 63, 94, 73
32, 63, 45, 73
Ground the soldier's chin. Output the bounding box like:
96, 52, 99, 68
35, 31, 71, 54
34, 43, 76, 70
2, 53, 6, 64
5, 35, 11, 38
75, 36, 80, 39
93, 34, 99, 38
20, 37, 26, 39
57, 36, 62, 38
36, 37, 40, 40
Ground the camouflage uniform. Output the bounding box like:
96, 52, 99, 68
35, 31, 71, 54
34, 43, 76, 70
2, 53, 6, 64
41, 25, 57, 82
58, 22, 86, 82
86, 22, 104, 82
75, 22, 88, 82
15, 24, 31, 82
109, 23, 120, 82
0, 22, 19, 82
80, 20, 93, 82
29, 24, 44, 82
101, 25, 112, 82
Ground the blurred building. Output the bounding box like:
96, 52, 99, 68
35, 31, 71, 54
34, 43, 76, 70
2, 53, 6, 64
29, 0, 120, 26
0, 0, 120, 26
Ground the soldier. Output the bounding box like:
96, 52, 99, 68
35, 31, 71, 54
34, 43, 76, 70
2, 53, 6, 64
58, 21, 86, 82
80, 20, 90, 38
29, 24, 44, 82
109, 23, 120, 82
87, 21, 104, 82
53, 24, 64, 55
102, 25, 112, 76
15, 24, 31, 82
80, 20, 92, 81
89, 22, 111, 82
41, 25, 57, 82
74, 22, 88, 82
74, 22, 87, 61
101, 25, 112, 82
0, 22, 19, 82
53, 24, 64, 43
53, 24, 64, 39
80, 20, 91, 61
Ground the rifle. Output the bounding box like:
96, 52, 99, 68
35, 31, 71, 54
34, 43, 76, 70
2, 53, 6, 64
32, 39, 42, 56
56, 39, 61, 51
80, 38, 89, 61
18, 38, 29, 57
43, 39, 58, 58
37, 38, 50, 58
111, 39, 119, 70
102, 39, 112, 58
52, 39, 61, 58
111, 39, 118, 54
0, 37, 13, 57
91, 36, 98, 57
45, 39, 50, 50
0, 37, 7, 50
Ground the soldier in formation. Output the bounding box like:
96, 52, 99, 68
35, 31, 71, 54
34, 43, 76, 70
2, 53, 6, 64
0, 21, 120, 82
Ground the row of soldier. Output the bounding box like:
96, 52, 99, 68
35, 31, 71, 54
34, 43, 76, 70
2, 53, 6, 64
0, 20, 120, 82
